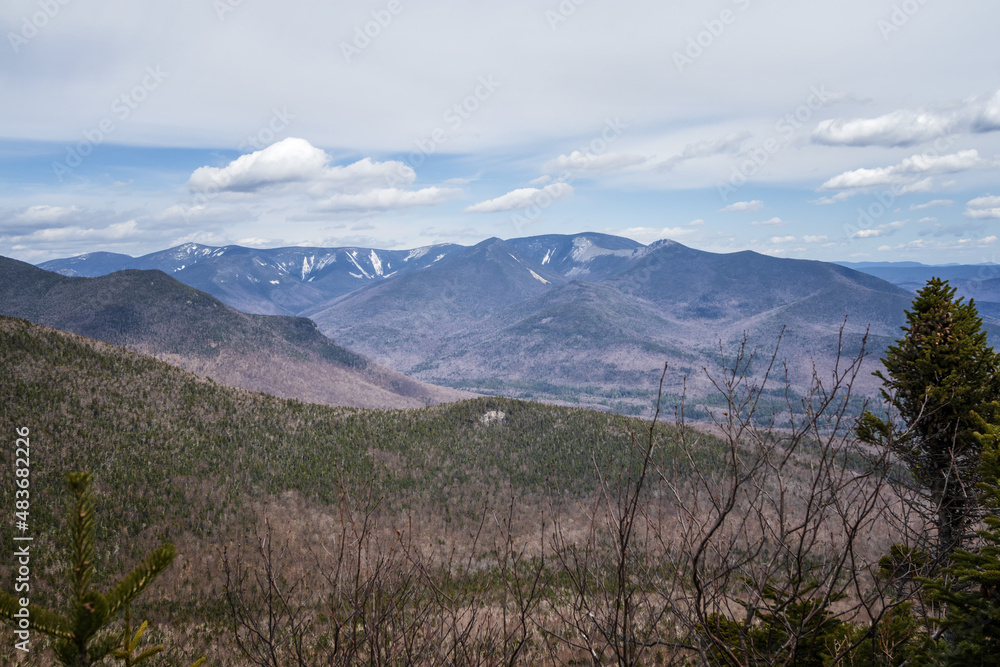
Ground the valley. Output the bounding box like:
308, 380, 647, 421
36, 232, 996, 415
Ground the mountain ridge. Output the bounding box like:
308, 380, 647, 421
35, 232, 997, 412
0, 255, 471, 409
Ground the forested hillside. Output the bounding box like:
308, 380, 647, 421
0, 315, 732, 662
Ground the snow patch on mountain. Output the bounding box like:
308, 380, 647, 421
570, 236, 638, 263
347, 251, 372, 279
404, 246, 431, 262
528, 269, 550, 285
370, 250, 383, 276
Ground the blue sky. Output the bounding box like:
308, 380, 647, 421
2, 0, 999, 264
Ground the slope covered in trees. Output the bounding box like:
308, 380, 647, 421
0, 256, 468, 409
8, 274, 1000, 663
0, 314, 895, 664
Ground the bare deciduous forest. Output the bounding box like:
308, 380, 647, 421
3, 278, 1000, 665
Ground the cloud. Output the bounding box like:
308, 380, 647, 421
850, 220, 906, 239
910, 199, 954, 210
1, 205, 130, 237
14, 205, 82, 223
541, 131, 747, 177
878, 236, 997, 251
2, 220, 141, 244
971, 90, 1000, 132
543, 151, 647, 174
719, 200, 764, 213
188, 138, 330, 192
751, 217, 786, 226
184, 137, 462, 217
318, 186, 461, 212
618, 226, 701, 243
465, 183, 573, 213
187, 137, 414, 194
813, 110, 955, 147
820, 150, 985, 191
813, 90, 1000, 147
812, 192, 853, 205
769, 235, 796, 243
236, 237, 277, 248
652, 132, 749, 171
965, 195, 1000, 219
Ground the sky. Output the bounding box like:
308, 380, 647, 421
1, 0, 999, 265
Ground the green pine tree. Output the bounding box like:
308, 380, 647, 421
700, 580, 848, 666
857, 277, 1000, 560
0, 472, 176, 666
914, 414, 1000, 665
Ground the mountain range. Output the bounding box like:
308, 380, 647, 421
0, 256, 469, 409
33, 232, 997, 412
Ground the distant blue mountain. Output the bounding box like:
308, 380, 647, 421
38, 233, 999, 410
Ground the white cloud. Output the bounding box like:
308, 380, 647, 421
188, 138, 331, 192
910, 199, 954, 210
652, 132, 749, 171
965, 195, 1000, 219
770, 235, 796, 243
619, 226, 701, 243
813, 90, 1000, 147
812, 192, 853, 205
820, 150, 985, 191
236, 237, 276, 248
188, 138, 415, 195
813, 110, 955, 147
318, 186, 461, 212
16, 220, 140, 243
971, 90, 1000, 132
543, 151, 647, 174
465, 183, 573, 213
15, 205, 82, 223
183, 137, 464, 218
851, 220, 906, 239
542, 132, 747, 178
879, 236, 997, 251
802, 235, 829, 243
719, 200, 764, 213
751, 217, 786, 226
